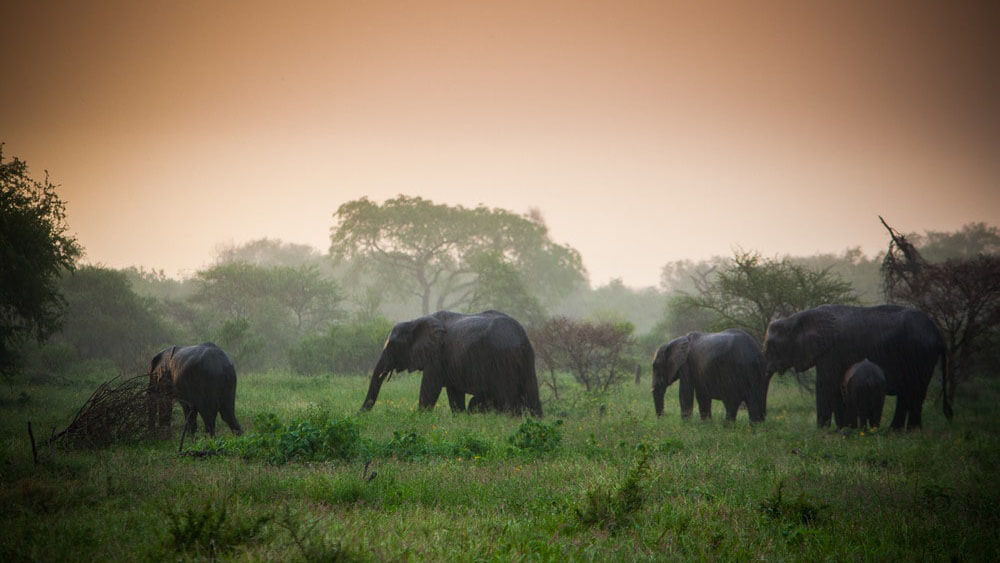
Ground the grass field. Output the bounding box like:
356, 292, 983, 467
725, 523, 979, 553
2, 370, 998, 561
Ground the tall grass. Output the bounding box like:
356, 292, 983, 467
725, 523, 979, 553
1, 370, 997, 560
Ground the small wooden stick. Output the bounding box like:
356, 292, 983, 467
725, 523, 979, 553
28, 421, 38, 465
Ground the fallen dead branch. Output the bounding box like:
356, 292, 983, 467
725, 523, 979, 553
49, 374, 156, 448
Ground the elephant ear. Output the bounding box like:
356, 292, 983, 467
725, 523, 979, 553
665, 336, 691, 385
408, 316, 445, 371
794, 310, 836, 365
150, 346, 172, 373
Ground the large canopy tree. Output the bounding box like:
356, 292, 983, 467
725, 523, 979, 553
329, 196, 586, 315
1, 146, 81, 379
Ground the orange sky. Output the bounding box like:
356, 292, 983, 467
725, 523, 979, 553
2, 1, 997, 287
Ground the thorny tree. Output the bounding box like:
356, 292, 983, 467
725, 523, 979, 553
677, 249, 857, 343
881, 217, 1000, 399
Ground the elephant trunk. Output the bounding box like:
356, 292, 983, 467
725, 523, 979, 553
762, 370, 774, 418
360, 352, 392, 412
652, 384, 666, 416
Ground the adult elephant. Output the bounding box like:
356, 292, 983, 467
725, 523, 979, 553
147, 343, 243, 437
652, 329, 770, 423
360, 310, 542, 416
763, 304, 952, 429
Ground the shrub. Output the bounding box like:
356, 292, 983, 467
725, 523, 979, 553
163, 498, 270, 557
275, 508, 361, 562
760, 481, 828, 526
575, 445, 650, 532
386, 430, 430, 461
199, 412, 362, 464
289, 317, 393, 376
508, 418, 563, 454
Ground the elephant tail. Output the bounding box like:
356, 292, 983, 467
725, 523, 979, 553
941, 350, 953, 421
523, 353, 543, 418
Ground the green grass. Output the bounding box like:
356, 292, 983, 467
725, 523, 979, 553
1, 370, 997, 561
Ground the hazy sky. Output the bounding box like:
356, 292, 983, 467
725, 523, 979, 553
2, 1, 997, 287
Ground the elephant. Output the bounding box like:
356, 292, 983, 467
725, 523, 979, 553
763, 304, 952, 430
147, 343, 243, 437
360, 310, 542, 416
652, 329, 770, 423
467, 394, 494, 413
842, 359, 886, 429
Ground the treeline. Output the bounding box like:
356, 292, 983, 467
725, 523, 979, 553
4, 147, 998, 392
22, 221, 999, 391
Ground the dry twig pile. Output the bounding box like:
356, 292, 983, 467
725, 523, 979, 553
50, 374, 155, 448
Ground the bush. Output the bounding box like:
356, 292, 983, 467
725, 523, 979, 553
575, 445, 651, 532
163, 497, 271, 557
201, 412, 362, 464
289, 317, 393, 376
508, 418, 563, 454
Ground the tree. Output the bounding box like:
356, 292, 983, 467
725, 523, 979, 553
214, 237, 323, 267
192, 262, 344, 370
466, 250, 546, 327
55, 266, 171, 376
557, 278, 665, 334
329, 195, 586, 315
288, 316, 394, 376
0, 146, 81, 379
675, 249, 857, 343
531, 316, 635, 395
906, 222, 1000, 263
881, 218, 1000, 399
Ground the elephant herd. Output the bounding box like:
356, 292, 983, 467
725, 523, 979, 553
147, 305, 952, 438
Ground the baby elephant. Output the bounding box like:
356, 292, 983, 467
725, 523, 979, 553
841, 359, 887, 429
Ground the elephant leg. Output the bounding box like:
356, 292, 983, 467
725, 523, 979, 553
696, 391, 712, 420
906, 382, 928, 429
722, 398, 739, 423
832, 394, 848, 429
181, 403, 197, 435
889, 393, 908, 430
467, 395, 485, 413
678, 380, 694, 420
815, 377, 837, 428
418, 376, 444, 411
445, 387, 466, 413
202, 408, 218, 437
842, 394, 857, 428
747, 393, 765, 423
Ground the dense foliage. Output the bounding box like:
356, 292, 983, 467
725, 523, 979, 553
54, 266, 171, 375
0, 147, 81, 380
882, 219, 1000, 398
329, 196, 586, 314
672, 249, 858, 342
288, 316, 394, 376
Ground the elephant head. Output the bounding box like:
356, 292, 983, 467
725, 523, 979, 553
147, 346, 178, 432
763, 309, 836, 375
149, 346, 177, 388
651, 336, 690, 416
360, 315, 445, 411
